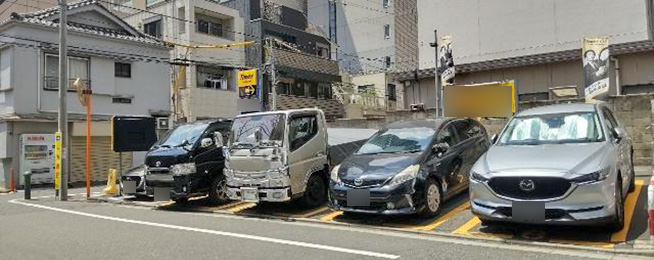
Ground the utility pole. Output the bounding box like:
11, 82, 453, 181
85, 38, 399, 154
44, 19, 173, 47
430, 30, 442, 117
266, 38, 277, 111
57, 0, 68, 201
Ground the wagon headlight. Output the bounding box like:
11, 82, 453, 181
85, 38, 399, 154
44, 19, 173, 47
571, 169, 607, 184
388, 165, 420, 186
471, 171, 489, 183
330, 164, 341, 182
171, 163, 195, 176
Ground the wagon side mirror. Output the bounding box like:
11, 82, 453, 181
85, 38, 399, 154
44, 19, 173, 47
433, 142, 450, 157
612, 128, 625, 143
200, 138, 213, 148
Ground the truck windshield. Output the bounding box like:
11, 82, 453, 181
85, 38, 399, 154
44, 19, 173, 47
356, 127, 435, 155
157, 123, 209, 147
230, 114, 285, 149
499, 112, 605, 145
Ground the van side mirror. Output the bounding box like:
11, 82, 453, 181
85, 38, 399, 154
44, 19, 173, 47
491, 134, 498, 144
213, 132, 224, 147
612, 128, 625, 142
433, 142, 450, 156
201, 138, 213, 148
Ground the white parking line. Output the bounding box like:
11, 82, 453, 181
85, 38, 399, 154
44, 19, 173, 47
9, 199, 400, 259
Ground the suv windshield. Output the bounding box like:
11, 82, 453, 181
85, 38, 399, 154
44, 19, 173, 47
356, 127, 436, 155
230, 114, 286, 149
157, 123, 209, 147
499, 112, 604, 145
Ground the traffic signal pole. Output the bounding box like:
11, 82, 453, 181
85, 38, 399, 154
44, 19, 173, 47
430, 30, 442, 117
57, 0, 68, 201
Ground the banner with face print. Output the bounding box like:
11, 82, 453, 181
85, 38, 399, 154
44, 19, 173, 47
438, 36, 455, 86
582, 37, 610, 103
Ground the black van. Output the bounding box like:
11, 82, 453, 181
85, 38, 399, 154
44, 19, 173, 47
329, 118, 490, 216
145, 118, 232, 204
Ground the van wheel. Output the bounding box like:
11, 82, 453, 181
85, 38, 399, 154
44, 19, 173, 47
300, 174, 327, 208
420, 178, 442, 217
609, 179, 625, 232
207, 174, 229, 205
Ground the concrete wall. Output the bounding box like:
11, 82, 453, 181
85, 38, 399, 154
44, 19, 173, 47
416, 0, 652, 69
329, 94, 654, 166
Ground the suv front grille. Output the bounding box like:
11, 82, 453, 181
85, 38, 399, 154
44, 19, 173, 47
488, 177, 571, 200
341, 178, 387, 188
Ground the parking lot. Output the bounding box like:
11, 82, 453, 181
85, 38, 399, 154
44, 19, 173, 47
96, 175, 652, 251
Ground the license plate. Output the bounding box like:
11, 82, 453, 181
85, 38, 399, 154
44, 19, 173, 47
241, 187, 259, 202
147, 174, 173, 182
512, 201, 545, 222
347, 189, 370, 207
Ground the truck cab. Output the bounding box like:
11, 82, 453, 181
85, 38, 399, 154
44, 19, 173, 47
145, 118, 232, 204
224, 109, 329, 207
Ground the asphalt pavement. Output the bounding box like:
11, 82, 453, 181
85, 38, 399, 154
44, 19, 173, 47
0, 186, 650, 260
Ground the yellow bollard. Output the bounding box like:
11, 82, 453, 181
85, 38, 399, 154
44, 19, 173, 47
102, 169, 119, 196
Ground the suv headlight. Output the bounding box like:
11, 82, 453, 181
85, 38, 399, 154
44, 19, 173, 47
470, 171, 489, 183
330, 164, 341, 182
171, 163, 195, 176
388, 165, 420, 186
571, 169, 608, 184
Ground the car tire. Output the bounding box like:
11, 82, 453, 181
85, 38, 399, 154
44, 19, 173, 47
300, 174, 327, 208
628, 152, 636, 193
207, 174, 229, 205
480, 218, 494, 227
420, 178, 442, 217
609, 179, 625, 232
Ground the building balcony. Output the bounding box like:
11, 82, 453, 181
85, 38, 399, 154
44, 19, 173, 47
272, 94, 344, 119
273, 48, 340, 82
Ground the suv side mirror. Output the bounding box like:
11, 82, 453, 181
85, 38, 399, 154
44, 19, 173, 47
612, 128, 625, 142
491, 134, 498, 144
201, 138, 213, 148
213, 132, 224, 147
433, 142, 450, 156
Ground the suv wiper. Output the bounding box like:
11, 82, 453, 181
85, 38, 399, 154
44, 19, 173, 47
398, 149, 421, 154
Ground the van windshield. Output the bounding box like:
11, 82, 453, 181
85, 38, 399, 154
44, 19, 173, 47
230, 114, 286, 149
499, 112, 604, 145
157, 123, 209, 147
356, 127, 436, 155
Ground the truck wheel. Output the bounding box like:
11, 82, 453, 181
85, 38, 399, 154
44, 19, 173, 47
300, 174, 327, 208
207, 174, 229, 205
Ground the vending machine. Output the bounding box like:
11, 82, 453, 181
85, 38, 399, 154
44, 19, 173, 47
19, 134, 55, 185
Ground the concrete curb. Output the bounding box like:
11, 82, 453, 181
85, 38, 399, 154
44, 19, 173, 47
85, 196, 654, 257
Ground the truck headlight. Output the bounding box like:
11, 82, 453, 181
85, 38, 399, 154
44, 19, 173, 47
571, 169, 608, 184
267, 166, 288, 179
330, 164, 341, 182
388, 165, 420, 186
171, 163, 195, 176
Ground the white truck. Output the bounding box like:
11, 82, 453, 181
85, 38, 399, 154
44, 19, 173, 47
221, 109, 330, 207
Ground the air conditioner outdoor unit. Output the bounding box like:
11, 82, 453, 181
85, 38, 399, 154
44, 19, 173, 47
410, 103, 425, 111
156, 117, 170, 130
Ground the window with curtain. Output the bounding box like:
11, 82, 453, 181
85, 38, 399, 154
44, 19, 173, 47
44, 54, 89, 91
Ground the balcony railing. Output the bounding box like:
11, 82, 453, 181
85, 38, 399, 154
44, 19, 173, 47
340, 93, 387, 109
43, 76, 91, 91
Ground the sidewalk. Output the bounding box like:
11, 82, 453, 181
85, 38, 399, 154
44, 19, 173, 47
636, 166, 653, 177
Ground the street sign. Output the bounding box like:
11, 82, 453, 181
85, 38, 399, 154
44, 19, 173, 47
237, 69, 258, 87
54, 132, 62, 191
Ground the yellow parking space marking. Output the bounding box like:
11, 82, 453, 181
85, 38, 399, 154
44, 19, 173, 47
410, 202, 470, 230
320, 211, 343, 221
610, 180, 644, 243
213, 201, 250, 211
227, 202, 258, 213
277, 207, 331, 218
452, 216, 481, 235
549, 239, 615, 248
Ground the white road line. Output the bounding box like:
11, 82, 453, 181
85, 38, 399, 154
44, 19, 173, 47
9, 199, 400, 259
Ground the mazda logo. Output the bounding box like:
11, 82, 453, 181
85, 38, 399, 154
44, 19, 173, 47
354, 178, 363, 186
155, 161, 161, 167
519, 179, 536, 192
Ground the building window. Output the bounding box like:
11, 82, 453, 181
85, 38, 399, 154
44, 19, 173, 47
519, 92, 549, 102
196, 14, 224, 37
178, 7, 186, 34
387, 83, 396, 101
317, 83, 332, 99
328, 1, 337, 42
144, 19, 162, 38
44, 54, 90, 91
307, 82, 318, 98
385, 56, 392, 68
114, 62, 131, 78
291, 81, 305, 96
383, 0, 390, 8
315, 43, 330, 58
197, 66, 230, 90
277, 82, 291, 95
112, 97, 132, 104
384, 24, 391, 39
358, 84, 374, 94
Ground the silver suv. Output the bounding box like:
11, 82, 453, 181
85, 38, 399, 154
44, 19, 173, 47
470, 103, 635, 231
